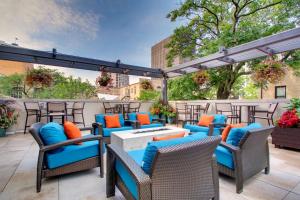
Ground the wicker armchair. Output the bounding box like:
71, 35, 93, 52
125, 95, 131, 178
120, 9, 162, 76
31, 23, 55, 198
213, 126, 274, 193
106, 136, 221, 200
29, 122, 104, 193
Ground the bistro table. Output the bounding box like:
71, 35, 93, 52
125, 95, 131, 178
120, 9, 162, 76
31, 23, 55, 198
231, 103, 259, 124
115, 102, 131, 119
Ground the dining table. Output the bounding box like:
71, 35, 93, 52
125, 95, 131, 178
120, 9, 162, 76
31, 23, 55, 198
231, 103, 259, 124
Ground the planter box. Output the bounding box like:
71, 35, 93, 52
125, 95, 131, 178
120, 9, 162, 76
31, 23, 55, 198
271, 127, 300, 150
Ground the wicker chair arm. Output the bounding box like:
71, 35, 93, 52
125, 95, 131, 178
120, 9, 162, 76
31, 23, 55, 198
124, 120, 139, 128
219, 141, 240, 153
79, 127, 93, 132
152, 118, 166, 126
208, 123, 227, 136
41, 135, 103, 152
107, 144, 151, 186
92, 122, 103, 136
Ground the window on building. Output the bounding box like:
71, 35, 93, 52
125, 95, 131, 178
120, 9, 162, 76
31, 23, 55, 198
275, 86, 286, 99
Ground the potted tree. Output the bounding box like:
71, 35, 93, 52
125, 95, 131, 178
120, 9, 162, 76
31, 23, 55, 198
0, 100, 18, 137
272, 98, 300, 149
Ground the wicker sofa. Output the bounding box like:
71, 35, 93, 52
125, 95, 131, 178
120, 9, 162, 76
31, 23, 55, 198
128, 112, 166, 129
213, 125, 274, 193
94, 113, 138, 144
29, 122, 104, 192
106, 136, 221, 200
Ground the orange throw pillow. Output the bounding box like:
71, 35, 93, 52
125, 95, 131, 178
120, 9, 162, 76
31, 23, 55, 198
153, 132, 185, 141
198, 115, 214, 127
221, 123, 246, 141
105, 115, 121, 128
137, 114, 151, 125
64, 121, 82, 144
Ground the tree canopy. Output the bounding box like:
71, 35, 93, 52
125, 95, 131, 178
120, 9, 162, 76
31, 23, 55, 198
166, 0, 300, 99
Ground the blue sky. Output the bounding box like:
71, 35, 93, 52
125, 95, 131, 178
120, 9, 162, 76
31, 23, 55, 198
0, 0, 182, 83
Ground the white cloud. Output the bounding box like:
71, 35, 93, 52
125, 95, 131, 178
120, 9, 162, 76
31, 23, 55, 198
0, 0, 99, 49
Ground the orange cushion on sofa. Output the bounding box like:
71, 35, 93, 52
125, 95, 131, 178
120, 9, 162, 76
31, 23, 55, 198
198, 115, 214, 127
105, 115, 121, 128
221, 123, 246, 141
137, 114, 151, 125
64, 121, 82, 144
153, 132, 185, 141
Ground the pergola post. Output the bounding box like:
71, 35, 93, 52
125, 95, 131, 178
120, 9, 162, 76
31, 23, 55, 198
162, 77, 168, 105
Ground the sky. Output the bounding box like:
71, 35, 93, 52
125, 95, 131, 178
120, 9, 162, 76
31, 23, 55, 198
0, 0, 182, 84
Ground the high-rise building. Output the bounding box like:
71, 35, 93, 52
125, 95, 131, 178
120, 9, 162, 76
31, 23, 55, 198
151, 36, 185, 69
110, 73, 129, 88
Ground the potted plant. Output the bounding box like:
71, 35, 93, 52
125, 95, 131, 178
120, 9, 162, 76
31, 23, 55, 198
150, 100, 164, 119
272, 98, 300, 149
0, 100, 18, 137
163, 104, 177, 124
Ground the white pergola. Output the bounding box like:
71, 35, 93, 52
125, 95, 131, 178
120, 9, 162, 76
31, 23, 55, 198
164, 27, 300, 78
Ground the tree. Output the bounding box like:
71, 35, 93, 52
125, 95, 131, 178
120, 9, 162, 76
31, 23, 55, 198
168, 74, 215, 100
166, 0, 300, 99
0, 67, 96, 99
138, 90, 160, 101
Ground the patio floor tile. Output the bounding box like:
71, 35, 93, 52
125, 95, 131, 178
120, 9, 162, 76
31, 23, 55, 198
0, 133, 300, 200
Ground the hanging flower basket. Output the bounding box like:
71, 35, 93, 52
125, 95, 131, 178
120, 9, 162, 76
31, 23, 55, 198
252, 58, 287, 85
140, 80, 153, 90
193, 70, 209, 87
25, 68, 53, 88
96, 71, 113, 87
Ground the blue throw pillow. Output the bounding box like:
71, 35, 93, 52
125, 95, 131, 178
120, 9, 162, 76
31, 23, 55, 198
141, 133, 208, 174
95, 114, 125, 128
226, 123, 262, 146
128, 112, 153, 123
213, 114, 227, 127
40, 122, 67, 147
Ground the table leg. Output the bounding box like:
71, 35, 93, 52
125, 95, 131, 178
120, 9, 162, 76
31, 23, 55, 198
50, 115, 53, 122
62, 115, 65, 124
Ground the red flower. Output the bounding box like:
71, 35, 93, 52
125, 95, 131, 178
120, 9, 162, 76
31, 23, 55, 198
278, 110, 299, 128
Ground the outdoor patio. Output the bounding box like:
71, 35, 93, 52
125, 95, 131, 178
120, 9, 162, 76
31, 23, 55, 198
0, 133, 300, 200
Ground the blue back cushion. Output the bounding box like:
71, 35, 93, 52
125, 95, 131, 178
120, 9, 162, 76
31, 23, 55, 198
128, 112, 153, 123
95, 114, 125, 128
226, 123, 262, 146
142, 133, 208, 174
40, 122, 67, 146
213, 114, 227, 127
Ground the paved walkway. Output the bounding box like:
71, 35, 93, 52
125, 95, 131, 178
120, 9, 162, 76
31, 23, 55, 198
0, 133, 300, 200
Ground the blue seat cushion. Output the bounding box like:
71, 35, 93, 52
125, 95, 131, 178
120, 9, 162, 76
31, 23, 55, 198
142, 133, 208, 174
128, 112, 153, 123
102, 126, 133, 137
184, 124, 221, 136
140, 123, 163, 129
215, 145, 234, 169
95, 114, 125, 128
115, 149, 145, 200
213, 114, 227, 127
40, 123, 67, 152
46, 140, 99, 169
226, 123, 262, 146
